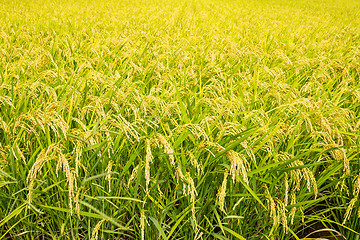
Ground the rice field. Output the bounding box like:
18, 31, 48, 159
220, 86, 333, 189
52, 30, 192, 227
1, 0, 360, 239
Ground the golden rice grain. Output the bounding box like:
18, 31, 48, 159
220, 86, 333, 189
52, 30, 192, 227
90, 219, 107, 240
157, 133, 175, 166
27, 145, 57, 206
289, 191, 297, 225
284, 173, 289, 206
264, 185, 276, 224
127, 164, 140, 187
343, 197, 357, 224
105, 160, 113, 192
218, 170, 228, 212
276, 200, 288, 233
145, 139, 152, 192
140, 209, 146, 240
226, 150, 249, 184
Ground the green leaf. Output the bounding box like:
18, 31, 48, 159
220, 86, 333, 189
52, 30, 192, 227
149, 216, 168, 240
222, 226, 246, 240
0, 203, 26, 228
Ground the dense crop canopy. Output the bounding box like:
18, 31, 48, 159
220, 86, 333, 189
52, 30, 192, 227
0, 0, 360, 239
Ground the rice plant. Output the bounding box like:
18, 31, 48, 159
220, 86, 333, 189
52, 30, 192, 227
0, 0, 360, 239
